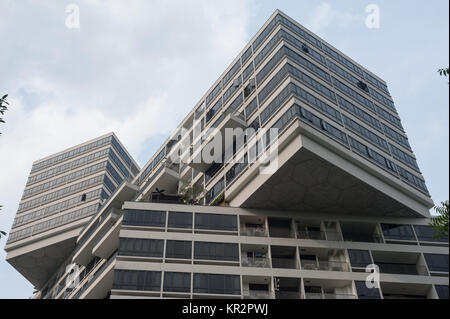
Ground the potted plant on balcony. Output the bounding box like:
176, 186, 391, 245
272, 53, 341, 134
179, 182, 204, 205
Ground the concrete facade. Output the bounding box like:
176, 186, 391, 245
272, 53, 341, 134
5, 10, 449, 299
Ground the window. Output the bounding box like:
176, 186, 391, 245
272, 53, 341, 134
435, 285, 449, 299
168, 212, 192, 229
245, 98, 258, 119
413, 225, 448, 243
122, 209, 166, 227
381, 224, 416, 241
193, 273, 241, 295
348, 250, 372, 268
113, 270, 161, 291
194, 242, 239, 261
165, 240, 192, 259
118, 238, 164, 258
354, 281, 381, 299
163, 272, 191, 293
195, 213, 237, 231
424, 254, 449, 273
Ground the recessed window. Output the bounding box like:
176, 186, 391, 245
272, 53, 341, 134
195, 213, 237, 231
193, 273, 241, 295
424, 254, 449, 273
194, 242, 239, 261
348, 250, 372, 268
165, 240, 192, 259
381, 224, 416, 241
113, 270, 161, 292
118, 238, 164, 258
163, 272, 191, 293
122, 209, 166, 227
168, 212, 192, 229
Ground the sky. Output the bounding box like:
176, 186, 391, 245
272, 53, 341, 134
0, 0, 448, 298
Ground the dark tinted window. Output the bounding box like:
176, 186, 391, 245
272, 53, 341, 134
113, 270, 161, 291
123, 209, 166, 227
163, 272, 191, 293
381, 224, 416, 241
168, 212, 192, 229
435, 285, 449, 299
195, 213, 237, 231
413, 225, 448, 243
165, 240, 192, 259
193, 273, 241, 295
354, 281, 381, 299
348, 250, 372, 268
194, 242, 239, 261
118, 238, 164, 258
424, 254, 449, 273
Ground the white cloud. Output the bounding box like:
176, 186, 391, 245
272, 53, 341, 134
0, 0, 254, 297
307, 2, 364, 34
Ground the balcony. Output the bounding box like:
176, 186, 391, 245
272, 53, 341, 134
301, 260, 350, 272
137, 161, 180, 202
242, 256, 271, 268
372, 251, 429, 276
297, 230, 343, 241
378, 263, 428, 276
240, 216, 267, 237
305, 292, 356, 299
341, 222, 383, 243
243, 289, 271, 299
188, 109, 247, 172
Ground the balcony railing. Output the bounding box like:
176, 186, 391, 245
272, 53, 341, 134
377, 263, 429, 276
240, 228, 267, 237
305, 292, 356, 299
297, 230, 343, 241
342, 233, 384, 243
271, 257, 297, 269
275, 291, 300, 299
71, 251, 117, 299
243, 289, 271, 299
241, 257, 271, 268
301, 260, 350, 272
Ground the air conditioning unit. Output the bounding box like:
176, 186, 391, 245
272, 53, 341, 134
357, 80, 369, 92
302, 43, 309, 53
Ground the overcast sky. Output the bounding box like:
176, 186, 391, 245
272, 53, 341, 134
0, 0, 448, 298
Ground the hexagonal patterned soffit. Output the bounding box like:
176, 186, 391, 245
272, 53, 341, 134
241, 148, 422, 217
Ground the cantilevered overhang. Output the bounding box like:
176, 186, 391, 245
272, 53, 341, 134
137, 164, 180, 201
5, 225, 82, 289
227, 119, 434, 218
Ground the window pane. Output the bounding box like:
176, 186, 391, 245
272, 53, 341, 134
193, 273, 241, 295
354, 281, 381, 299
424, 254, 449, 273
194, 242, 239, 261
118, 238, 164, 258
195, 213, 237, 231
413, 225, 448, 243
381, 224, 416, 241
168, 212, 192, 229
348, 250, 372, 268
165, 240, 192, 259
113, 270, 161, 291
123, 209, 166, 227
163, 272, 191, 293
435, 285, 449, 299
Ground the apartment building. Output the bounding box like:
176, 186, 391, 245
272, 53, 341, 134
4, 133, 140, 289
5, 10, 449, 299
